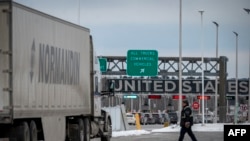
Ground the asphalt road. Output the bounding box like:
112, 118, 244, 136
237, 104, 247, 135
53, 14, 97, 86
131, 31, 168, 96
109, 124, 223, 141
110, 131, 223, 141
90, 124, 224, 141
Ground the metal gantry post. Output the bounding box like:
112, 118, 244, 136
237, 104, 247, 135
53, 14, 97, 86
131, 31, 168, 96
213, 21, 219, 123
233, 31, 239, 124
219, 56, 228, 123
178, 0, 183, 124
199, 10, 205, 125
243, 8, 250, 123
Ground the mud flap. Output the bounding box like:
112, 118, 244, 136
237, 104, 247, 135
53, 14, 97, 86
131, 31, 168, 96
42, 116, 65, 141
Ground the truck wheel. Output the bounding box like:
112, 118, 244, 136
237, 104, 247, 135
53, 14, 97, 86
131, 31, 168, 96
83, 118, 90, 141
17, 121, 30, 141
30, 120, 38, 141
78, 118, 84, 141
101, 119, 112, 141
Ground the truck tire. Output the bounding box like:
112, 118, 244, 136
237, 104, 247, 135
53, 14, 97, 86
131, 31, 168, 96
29, 120, 38, 141
101, 119, 112, 141
69, 119, 84, 141
83, 118, 90, 141
78, 118, 84, 141
17, 121, 30, 141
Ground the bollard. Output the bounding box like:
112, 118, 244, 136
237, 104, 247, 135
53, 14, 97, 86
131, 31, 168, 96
135, 113, 141, 130
164, 122, 169, 127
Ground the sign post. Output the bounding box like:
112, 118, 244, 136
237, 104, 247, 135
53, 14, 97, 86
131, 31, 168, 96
127, 50, 158, 76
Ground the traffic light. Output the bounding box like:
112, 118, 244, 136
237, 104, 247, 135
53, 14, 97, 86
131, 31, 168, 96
197, 95, 210, 100
148, 95, 161, 99
172, 95, 186, 100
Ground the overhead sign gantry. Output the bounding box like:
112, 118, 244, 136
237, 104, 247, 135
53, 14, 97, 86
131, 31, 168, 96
98, 55, 229, 123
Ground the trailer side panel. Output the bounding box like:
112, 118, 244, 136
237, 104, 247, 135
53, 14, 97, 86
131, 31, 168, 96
10, 3, 92, 118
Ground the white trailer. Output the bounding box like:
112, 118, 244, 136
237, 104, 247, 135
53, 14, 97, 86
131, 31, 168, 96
0, 1, 112, 141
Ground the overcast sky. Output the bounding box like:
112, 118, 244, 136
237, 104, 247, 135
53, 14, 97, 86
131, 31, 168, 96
14, 0, 250, 78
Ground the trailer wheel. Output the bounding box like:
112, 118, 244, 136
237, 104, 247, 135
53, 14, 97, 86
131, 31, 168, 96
17, 121, 30, 141
30, 120, 38, 141
83, 118, 90, 141
101, 118, 112, 141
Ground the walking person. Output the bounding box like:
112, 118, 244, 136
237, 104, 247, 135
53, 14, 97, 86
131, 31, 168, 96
178, 100, 198, 141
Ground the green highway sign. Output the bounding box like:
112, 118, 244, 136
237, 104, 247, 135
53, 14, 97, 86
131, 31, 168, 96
126, 50, 158, 76
99, 58, 107, 72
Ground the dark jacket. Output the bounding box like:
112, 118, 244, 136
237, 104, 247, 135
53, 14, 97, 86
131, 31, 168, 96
180, 105, 193, 127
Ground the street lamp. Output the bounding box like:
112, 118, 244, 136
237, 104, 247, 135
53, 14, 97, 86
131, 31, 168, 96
212, 21, 219, 123
178, 0, 183, 123
244, 8, 250, 14
243, 8, 250, 123
233, 31, 238, 124
199, 10, 205, 125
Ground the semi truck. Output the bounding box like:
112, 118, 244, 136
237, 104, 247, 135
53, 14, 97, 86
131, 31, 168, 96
0, 1, 113, 141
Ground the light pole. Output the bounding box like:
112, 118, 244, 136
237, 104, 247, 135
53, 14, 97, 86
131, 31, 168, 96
78, 0, 81, 25
178, 0, 183, 123
233, 31, 238, 124
244, 8, 250, 14
199, 10, 205, 125
212, 21, 219, 123
243, 8, 250, 123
